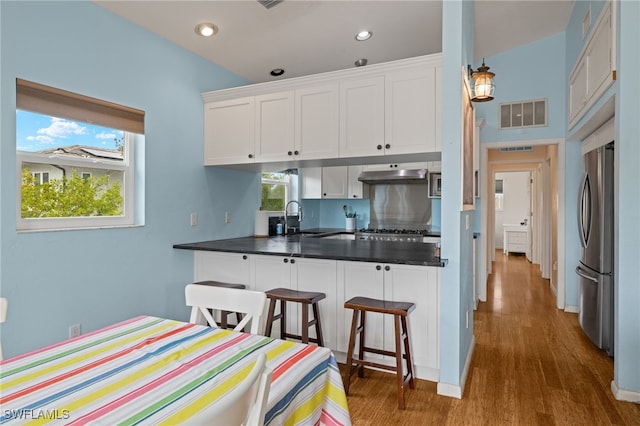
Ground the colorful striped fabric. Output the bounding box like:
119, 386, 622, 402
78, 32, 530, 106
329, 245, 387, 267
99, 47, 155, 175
0, 316, 351, 425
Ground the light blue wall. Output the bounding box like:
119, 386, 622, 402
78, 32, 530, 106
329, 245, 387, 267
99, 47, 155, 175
0, 1, 258, 358
613, 0, 640, 396
474, 32, 567, 142
439, 0, 475, 388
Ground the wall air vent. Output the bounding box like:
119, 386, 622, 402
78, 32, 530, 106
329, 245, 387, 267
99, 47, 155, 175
500, 98, 547, 129
258, 0, 284, 9
499, 146, 534, 153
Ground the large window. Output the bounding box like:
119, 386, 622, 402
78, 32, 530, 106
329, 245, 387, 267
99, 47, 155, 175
16, 79, 144, 231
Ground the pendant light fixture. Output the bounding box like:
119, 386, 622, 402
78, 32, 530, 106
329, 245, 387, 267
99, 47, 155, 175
468, 59, 496, 102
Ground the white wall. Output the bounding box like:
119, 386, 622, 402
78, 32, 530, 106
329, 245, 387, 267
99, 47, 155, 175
494, 171, 530, 248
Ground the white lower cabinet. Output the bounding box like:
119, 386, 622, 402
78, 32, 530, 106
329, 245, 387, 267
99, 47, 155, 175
192, 252, 439, 381
251, 255, 337, 349
336, 260, 440, 381
194, 251, 251, 286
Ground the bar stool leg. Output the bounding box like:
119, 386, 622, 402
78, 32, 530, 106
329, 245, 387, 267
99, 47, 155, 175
401, 315, 415, 390
394, 314, 405, 409
344, 309, 360, 395
265, 299, 277, 337
312, 302, 324, 347
357, 310, 366, 378
279, 300, 287, 340
301, 302, 309, 344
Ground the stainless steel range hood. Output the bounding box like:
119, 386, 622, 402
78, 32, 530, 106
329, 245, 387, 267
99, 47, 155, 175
357, 168, 428, 184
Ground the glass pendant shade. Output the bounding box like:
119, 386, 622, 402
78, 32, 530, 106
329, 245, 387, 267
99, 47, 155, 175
470, 61, 495, 102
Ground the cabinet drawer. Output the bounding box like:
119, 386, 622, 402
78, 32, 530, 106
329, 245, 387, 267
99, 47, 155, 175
508, 233, 527, 244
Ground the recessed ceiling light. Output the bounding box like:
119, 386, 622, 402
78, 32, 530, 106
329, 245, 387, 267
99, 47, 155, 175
270, 68, 285, 77
194, 23, 218, 37
355, 58, 368, 67
355, 30, 372, 41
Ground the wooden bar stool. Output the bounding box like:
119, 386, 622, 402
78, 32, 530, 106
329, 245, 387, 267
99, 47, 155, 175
193, 281, 245, 329
343, 296, 415, 409
264, 288, 325, 346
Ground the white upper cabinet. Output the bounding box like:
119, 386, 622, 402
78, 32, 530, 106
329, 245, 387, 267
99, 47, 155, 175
347, 166, 366, 199
321, 166, 349, 198
255, 91, 294, 162
385, 67, 438, 154
202, 54, 442, 168
339, 76, 386, 158
295, 84, 340, 160
204, 97, 255, 165
568, 2, 615, 129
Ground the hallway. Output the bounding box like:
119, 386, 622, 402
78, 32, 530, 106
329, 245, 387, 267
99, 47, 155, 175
345, 251, 640, 425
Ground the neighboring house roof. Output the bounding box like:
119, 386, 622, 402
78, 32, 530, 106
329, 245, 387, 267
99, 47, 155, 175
35, 145, 123, 161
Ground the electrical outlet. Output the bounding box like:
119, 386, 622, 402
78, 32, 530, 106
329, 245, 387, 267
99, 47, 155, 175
190, 212, 197, 227
466, 215, 470, 230
225, 211, 231, 224
69, 324, 81, 338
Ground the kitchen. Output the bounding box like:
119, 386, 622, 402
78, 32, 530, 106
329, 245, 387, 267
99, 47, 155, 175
1, 0, 639, 415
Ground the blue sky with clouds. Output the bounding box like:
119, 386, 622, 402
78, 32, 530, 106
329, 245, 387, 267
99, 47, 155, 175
16, 110, 123, 152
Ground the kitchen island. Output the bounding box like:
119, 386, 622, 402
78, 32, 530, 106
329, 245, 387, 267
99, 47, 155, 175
173, 232, 442, 382
173, 231, 445, 267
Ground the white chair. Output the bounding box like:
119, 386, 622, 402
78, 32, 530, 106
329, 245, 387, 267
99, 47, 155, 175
185, 283, 267, 335
191, 353, 272, 426
0, 297, 7, 361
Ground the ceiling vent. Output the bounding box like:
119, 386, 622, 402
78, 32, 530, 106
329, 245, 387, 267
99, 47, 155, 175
499, 146, 534, 153
258, 0, 284, 9
500, 98, 547, 129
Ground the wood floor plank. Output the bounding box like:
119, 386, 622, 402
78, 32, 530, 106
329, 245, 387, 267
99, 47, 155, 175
341, 251, 640, 425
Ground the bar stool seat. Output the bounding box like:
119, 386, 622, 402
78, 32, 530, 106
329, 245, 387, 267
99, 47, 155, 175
343, 296, 415, 409
193, 281, 245, 329
264, 288, 325, 346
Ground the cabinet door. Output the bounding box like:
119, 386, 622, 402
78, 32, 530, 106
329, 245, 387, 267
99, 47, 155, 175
385, 67, 437, 154
255, 92, 294, 162
336, 261, 385, 353
301, 167, 322, 199
204, 97, 255, 165
434, 65, 442, 152
339, 76, 385, 158
295, 84, 340, 160
322, 166, 348, 198
383, 264, 439, 374
293, 258, 338, 350
194, 251, 251, 285
252, 255, 293, 338
347, 165, 367, 199
586, 9, 612, 102
569, 59, 588, 124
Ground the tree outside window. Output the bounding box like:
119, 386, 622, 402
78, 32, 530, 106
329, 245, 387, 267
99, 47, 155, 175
261, 173, 289, 211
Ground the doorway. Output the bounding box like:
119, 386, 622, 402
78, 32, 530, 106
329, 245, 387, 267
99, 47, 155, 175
478, 139, 564, 309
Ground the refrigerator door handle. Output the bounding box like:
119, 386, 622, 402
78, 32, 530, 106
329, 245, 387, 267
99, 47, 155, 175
578, 172, 591, 249
576, 265, 598, 283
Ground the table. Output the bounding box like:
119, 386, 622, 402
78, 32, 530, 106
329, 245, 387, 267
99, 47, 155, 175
0, 316, 351, 425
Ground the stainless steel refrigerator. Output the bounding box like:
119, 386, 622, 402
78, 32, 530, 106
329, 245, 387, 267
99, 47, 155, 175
576, 142, 614, 356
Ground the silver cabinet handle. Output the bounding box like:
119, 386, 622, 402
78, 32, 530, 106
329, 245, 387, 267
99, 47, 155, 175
575, 266, 598, 283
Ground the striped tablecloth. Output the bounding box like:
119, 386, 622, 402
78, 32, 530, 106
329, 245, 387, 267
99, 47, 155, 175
0, 316, 351, 425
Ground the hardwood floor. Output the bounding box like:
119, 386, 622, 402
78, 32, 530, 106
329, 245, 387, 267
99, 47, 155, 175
342, 251, 640, 425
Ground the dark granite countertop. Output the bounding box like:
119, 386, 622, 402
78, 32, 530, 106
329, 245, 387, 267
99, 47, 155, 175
174, 231, 446, 267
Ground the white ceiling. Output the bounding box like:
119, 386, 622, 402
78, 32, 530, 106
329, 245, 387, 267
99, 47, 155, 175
95, 0, 574, 84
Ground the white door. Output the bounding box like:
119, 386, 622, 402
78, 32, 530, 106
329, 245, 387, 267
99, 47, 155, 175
339, 76, 385, 158
295, 84, 340, 160
204, 97, 255, 165
255, 91, 294, 162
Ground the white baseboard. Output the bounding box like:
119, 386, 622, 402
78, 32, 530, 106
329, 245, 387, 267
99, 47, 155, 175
564, 305, 579, 313
611, 380, 640, 403
437, 335, 475, 399
550, 282, 558, 296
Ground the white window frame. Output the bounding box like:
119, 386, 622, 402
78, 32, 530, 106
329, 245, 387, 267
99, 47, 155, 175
16, 132, 135, 231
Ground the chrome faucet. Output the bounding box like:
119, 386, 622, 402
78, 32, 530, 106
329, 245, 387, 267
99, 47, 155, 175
284, 200, 303, 234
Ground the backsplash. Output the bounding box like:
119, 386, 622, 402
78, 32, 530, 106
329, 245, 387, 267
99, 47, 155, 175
300, 198, 442, 231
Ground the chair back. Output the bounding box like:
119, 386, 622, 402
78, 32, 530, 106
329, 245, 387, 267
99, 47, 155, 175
0, 297, 7, 361
185, 284, 267, 334
191, 353, 272, 426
